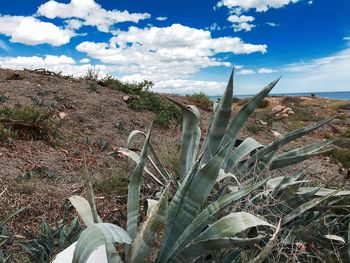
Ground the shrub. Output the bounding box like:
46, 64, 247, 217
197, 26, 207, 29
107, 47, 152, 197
0, 106, 60, 143
187, 92, 212, 109
326, 148, 350, 168
56, 71, 349, 263
246, 123, 263, 134
83, 67, 100, 81
257, 98, 270, 108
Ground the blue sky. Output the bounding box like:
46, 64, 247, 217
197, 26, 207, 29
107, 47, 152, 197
0, 0, 349, 95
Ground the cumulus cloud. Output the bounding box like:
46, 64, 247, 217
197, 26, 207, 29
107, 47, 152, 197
76, 24, 267, 83
227, 15, 255, 32
0, 15, 75, 46
156, 16, 168, 21
37, 0, 151, 32
217, 0, 299, 12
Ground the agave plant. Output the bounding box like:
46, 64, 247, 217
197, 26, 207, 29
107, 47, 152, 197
54, 71, 350, 262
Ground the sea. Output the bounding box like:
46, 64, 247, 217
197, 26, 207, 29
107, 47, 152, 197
210, 91, 350, 102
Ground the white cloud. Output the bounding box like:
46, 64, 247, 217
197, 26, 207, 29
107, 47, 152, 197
37, 0, 151, 33
80, 58, 90, 63
308, 1, 313, 4
156, 16, 168, 21
228, 15, 255, 32
217, 0, 299, 12
237, 67, 275, 74
257, 67, 275, 73
237, 69, 255, 75
76, 24, 267, 83
343, 37, 350, 41
266, 22, 279, 27
0, 15, 75, 46
0, 54, 111, 77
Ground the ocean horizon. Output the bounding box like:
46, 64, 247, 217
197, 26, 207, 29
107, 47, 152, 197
210, 91, 350, 101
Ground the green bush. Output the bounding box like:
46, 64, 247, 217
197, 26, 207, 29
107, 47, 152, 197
64, 71, 349, 263
0, 106, 60, 143
187, 92, 211, 109
246, 123, 263, 134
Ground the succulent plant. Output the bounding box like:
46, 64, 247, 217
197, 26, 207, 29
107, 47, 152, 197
54, 71, 350, 263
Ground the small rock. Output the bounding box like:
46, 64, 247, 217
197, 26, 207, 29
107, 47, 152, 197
271, 130, 282, 138
59, 112, 67, 119
281, 113, 289, 118
271, 105, 286, 114
258, 119, 267, 125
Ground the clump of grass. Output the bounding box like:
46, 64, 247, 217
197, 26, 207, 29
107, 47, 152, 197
100, 76, 151, 95
289, 119, 305, 130
83, 67, 100, 81
246, 123, 263, 134
187, 92, 212, 110
94, 168, 129, 195
341, 127, 350, 138
0, 106, 60, 143
282, 96, 302, 106
325, 148, 350, 168
20, 180, 36, 195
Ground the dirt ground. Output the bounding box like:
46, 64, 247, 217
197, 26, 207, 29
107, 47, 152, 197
0, 68, 349, 259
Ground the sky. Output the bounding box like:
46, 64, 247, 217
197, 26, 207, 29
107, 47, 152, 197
0, 0, 349, 95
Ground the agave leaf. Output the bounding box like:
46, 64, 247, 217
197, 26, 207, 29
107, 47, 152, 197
0, 206, 27, 228
240, 117, 335, 172
129, 189, 168, 263
174, 212, 273, 261
324, 234, 346, 244
146, 199, 158, 217
225, 137, 263, 172
274, 169, 305, 193
270, 140, 334, 170
282, 191, 338, 225
194, 212, 274, 242
216, 169, 239, 184
72, 223, 131, 263
69, 196, 101, 227
174, 236, 265, 262
159, 146, 227, 261
118, 148, 165, 186
273, 187, 320, 214
169, 101, 202, 179
126, 130, 174, 184
163, 179, 267, 262
201, 70, 233, 163
297, 187, 350, 197
127, 130, 146, 149
127, 125, 152, 240
82, 157, 99, 224
221, 78, 280, 155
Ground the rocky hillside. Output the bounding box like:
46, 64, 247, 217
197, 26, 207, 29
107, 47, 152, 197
0, 68, 349, 260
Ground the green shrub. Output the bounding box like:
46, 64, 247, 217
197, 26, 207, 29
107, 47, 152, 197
63, 71, 349, 263
341, 127, 350, 138
246, 123, 263, 134
0, 106, 60, 143
326, 148, 350, 168
187, 92, 211, 109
